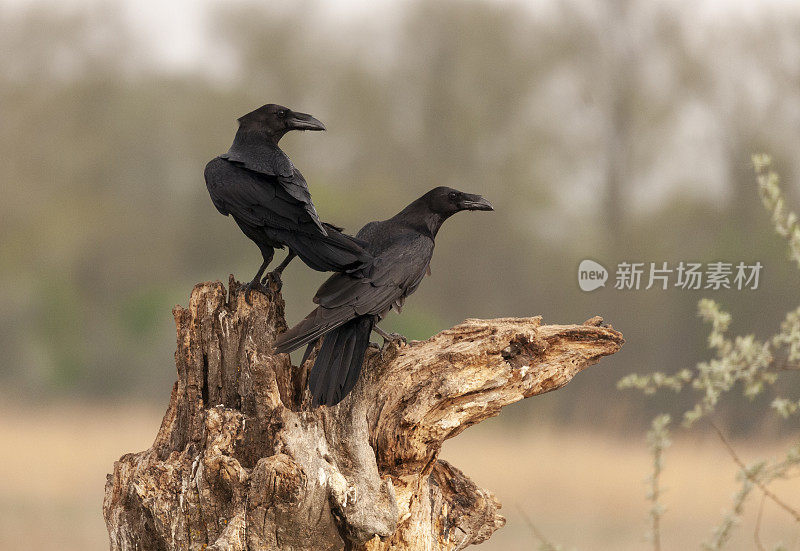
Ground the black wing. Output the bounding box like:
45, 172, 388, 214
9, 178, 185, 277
274, 231, 433, 353
205, 157, 326, 235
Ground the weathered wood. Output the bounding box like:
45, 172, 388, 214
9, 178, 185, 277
104, 278, 623, 550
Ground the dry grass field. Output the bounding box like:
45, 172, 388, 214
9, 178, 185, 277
442, 419, 800, 550
1, 400, 797, 551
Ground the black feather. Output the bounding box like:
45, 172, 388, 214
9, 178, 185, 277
204, 107, 374, 281
309, 317, 373, 406
276, 186, 492, 406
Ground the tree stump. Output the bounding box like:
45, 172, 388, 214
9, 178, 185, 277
103, 277, 624, 550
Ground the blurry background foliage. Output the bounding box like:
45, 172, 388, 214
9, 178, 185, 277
610, 158, 800, 551
2, 0, 800, 436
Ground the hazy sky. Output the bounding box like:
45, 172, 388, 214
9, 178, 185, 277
5, 0, 800, 72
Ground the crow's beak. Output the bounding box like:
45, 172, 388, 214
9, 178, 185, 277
286, 110, 326, 131
459, 194, 494, 211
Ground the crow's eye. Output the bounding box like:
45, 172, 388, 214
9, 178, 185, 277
278, 110, 287, 118
448, 192, 458, 200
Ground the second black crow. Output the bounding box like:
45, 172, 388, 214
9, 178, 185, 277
275, 186, 493, 406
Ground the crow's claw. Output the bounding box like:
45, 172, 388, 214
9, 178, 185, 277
373, 326, 408, 349
243, 280, 267, 306
262, 271, 283, 292
382, 332, 408, 346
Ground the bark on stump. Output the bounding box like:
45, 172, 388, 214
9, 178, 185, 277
103, 277, 624, 550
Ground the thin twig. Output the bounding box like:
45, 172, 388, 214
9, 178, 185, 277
647, 415, 670, 551
516, 505, 558, 550
711, 422, 800, 522
652, 448, 663, 551
768, 354, 800, 373
754, 493, 766, 551
774, 360, 800, 372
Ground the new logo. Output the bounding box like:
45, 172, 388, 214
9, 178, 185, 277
578, 259, 608, 292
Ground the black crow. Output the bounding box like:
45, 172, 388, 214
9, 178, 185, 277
205, 104, 372, 302
274, 187, 493, 406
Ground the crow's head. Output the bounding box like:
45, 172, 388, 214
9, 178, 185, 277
424, 186, 494, 217
238, 104, 326, 140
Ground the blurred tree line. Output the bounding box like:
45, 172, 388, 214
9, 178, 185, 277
2, 0, 799, 433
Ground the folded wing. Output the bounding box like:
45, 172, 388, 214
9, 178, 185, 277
205, 157, 326, 235
274, 232, 433, 354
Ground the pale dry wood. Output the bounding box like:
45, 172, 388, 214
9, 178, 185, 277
104, 278, 623, 550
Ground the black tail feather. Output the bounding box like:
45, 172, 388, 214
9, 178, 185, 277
342, 320, 372, 396
285, 225, 372, 277
309, 316, 374, 406
310, 329, 341, 401
274, 306, 351, 354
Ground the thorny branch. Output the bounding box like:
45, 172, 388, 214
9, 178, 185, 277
711, 423, 800, 523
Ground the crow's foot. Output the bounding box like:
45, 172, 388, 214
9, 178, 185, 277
382, 332, 408, 346
373, 326, 408, 347
262, 271, 283, 292
243, 279, 267, 306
